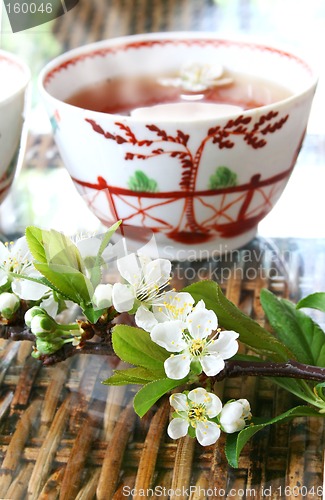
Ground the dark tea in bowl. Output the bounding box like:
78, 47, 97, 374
39, 33, 317, 259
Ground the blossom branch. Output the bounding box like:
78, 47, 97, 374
214, 359, 325, 382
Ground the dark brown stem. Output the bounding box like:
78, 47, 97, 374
214, 359, 325, 382
0, 325, 36, 342
41, 341, 115, 365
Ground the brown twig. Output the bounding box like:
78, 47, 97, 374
214, 359, 325, 382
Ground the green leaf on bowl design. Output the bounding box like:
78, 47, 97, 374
128, 170, 158, 193
209, 166, 238, 189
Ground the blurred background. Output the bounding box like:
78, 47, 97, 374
0, 0, 324, 239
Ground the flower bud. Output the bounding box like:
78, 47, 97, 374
32, 338, 65, 358
0, 292, 20, 319
93, 283, 113, 309
25, 306, 48, 327
219, 399, 251, 433
30, 314, 58, 336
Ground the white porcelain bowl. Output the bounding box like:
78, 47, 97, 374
0, 50, 30, 204
39, 33, 317, 259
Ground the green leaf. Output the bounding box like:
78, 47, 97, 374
82, 306, 106, 324
133, 377, 188, 417
97, 220, 122, 257
25, 226, 48, 263
209, 166, 238, 189
90, 221, 122, 288
225, 405, 324, 468
260, 289, 325, 366
104, 366, 162, 386
112, 325, 168, 375
184, 281, 291, 362
26, 226, 85, 273
34, 262, 93, 307
297, 292, 325, 313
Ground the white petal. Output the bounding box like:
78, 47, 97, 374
93, 283, 113, 309
12, 278, 49, 301
200, 354, 225, 376
207, 330, 239, 359
203, 63, 224, 80
150, 321, 187, 352
143, 258, 171, 288
12, 237, 31, 260
169, 393, 188, 412
188, 387, 209, 405
76, 237, 101, 259
116, 253, 141, 285
237, 399, 251, 418
167, 418, 189, 440
219, 401, 243, 426
169, 292, 195, 321
0, 269, 9, 287
186, 308, 218, 339
164, 354, 191, 379
112, 283, 135, 312
205, 393, 223, 418
196, 421, 221, 446
0, 242, 9, 261
40, 295, 59, 317
135, 306, 158, 332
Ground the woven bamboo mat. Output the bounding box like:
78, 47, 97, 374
0, 241, 324, 499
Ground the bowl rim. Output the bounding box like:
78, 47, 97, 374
0, 49, 31, 106
38, 31, 319, 124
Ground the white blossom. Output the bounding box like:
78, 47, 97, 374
167, 388, 222, 446
219, 399, 252, 433
159, 62, 233, 92
0, 238, 49, 300
112, 253, 171, 313
138, 293, 239, 380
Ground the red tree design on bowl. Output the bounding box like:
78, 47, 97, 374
71, 112, 296, 244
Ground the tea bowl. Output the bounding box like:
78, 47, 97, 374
39, 32, 317, 259
0, 50, 30, 204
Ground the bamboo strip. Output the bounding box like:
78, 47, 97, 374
59, 400, 103, 500
38, 466, 65, 500
112, 470, 136, 500
151, 470, 173, 498
0, 342, 19, 386
5, 462, 34, 500
170, 435, 196, 500
286, 418, 307, 492
0, 399, 42, 497
0, 342, 20, 386
10, 357, 41, 410
27, 394, 72, 500
97, 403, 136, 500
0, 391, 13, 423
133, 398, 170, 499
209, 434, 228, 494
38, 362, 70, 438
189, 470, 210, 500
17, 341, 33, 365
102, 384, 127, 440
75, 468, 101, 500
